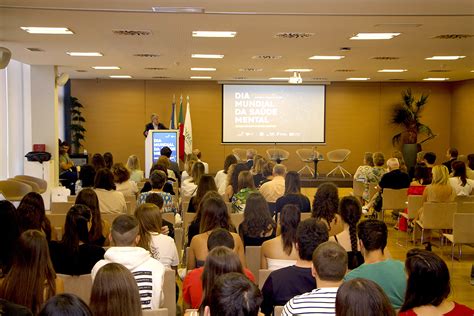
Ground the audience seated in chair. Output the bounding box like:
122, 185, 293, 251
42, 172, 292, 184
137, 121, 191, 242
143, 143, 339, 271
135, 203, 179, 270
399, 249, 474, 316
336, 278, 395, 316
93, 168, 127, 214
214, 154, 238, 195
261, 204, 300, 270
251, 155, 267, 188
192, 148, 209, 174
75, 188, 109, 246
126, 154, 145, 183
231, 170, 258, 213
449, 160, 474, 196
75, 164, 96, 195
181, 162, 206, 201
0, 200, 21, 276
239, 193, 276, 247
112, 163, 138, 197
145, 193, 174, 238
275, 171, 311, 219
344, 219, 406, 310
183, 228, 255, 309
90, 263, 142, 316
160, 146, 180, 184
137, 170, 176, 213
261, 218, 329, 316
0, 230, 64, 315
201, 272, 262, 316
91, 215, 165, 310
442, 148, 458, 173
187, 192, 245, 270
49, 205, 105, 275
141, 163, 175, 195
283, 241, 347, 316
225, 162, 250, 202
91, 153, 106, 171
40, 294, 91, 316
188, 175, 218, 213
329, 196, 364, 270
17, 192, 53, 241
259, 164, 287, 203
312, 182, 343, 236
103, 152, 113, 170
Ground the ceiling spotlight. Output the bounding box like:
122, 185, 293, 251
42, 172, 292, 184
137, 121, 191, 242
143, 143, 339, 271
288, 72, 303, 84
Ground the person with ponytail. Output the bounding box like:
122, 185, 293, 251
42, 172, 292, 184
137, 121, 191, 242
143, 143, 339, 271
49, 205, 105, 275
329, 196, 364, 270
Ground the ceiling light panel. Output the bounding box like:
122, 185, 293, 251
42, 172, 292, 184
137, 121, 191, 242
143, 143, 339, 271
425, 56, 466, 60
191, 67, 216, 71
190, 76, 212, 79
92, 66, 120, 70
110, 75, 132, 78
191, 54, 224, 59
21, 27, 74, 34
67, 52, 103, 57
285, 69, 313, 72
346, 77, 371, 80
192, 31, 236, 38
309, 56, 345, 60
377, 69, 407, 73
152, 7, 204, 13
269, 77, 290, 80
423, 77, 449, 81
350, 33, 400, 40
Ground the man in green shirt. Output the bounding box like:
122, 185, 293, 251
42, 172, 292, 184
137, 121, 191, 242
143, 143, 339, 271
344, 219, 406, 309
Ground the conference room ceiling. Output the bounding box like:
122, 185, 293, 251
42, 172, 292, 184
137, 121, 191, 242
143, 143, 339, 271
1, 0, 473, 82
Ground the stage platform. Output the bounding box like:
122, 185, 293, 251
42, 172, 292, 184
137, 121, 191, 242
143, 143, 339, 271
300, 174, 353, 188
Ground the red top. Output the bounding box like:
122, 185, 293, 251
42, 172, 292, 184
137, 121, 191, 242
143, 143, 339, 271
183, 267, 256, 308
407, 185, 426, 196
399, 302, 474, 316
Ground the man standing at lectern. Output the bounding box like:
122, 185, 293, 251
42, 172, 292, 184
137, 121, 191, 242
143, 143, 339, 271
143, 113, 167, 137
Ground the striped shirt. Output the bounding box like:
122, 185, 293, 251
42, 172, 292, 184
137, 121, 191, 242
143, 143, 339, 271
282, 287, 339, 316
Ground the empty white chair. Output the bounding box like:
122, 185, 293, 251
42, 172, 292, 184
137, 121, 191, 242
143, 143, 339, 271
296, 148, 319, 177
326, 149, 351, 178
266, 149, 290, 164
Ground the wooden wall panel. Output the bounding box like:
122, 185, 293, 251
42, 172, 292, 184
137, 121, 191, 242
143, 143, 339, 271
71, 79, 455, 174
451, 79, 474, 155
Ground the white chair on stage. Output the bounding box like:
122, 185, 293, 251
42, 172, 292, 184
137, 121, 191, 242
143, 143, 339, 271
296, 148, 319, 177
266, 149, 289, 164
326, 149, 351, 178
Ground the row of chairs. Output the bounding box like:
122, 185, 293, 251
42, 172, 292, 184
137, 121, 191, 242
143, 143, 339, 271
0, 175, 48, 201
232, 148, 352, 178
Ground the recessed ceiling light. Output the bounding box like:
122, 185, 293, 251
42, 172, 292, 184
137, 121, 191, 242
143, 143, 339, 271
309, 55, 345, 60
92, 66, 121, 70
190, 76, 212, 79
67, 52, 103, 57
190, 67, 216, 71
191, 54, 224, 59
425, 56, 466, 60
109, 75, 132, 79
152, 7, 204, 13
346, 77, 371, 81
285, 69, 313, 72
423, 77, 449, 81
471, 70, 474, 72
21, 27, 74, 34
192, 31, 236, 38
269, 77, 290, 80
378, 69, 407, 73
350, 33, 400, 40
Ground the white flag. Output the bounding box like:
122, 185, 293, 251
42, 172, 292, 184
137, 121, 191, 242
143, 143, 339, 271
184, 96, 193, 155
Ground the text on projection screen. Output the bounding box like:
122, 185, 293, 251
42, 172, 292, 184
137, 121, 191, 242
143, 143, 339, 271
222, 85, 325, 143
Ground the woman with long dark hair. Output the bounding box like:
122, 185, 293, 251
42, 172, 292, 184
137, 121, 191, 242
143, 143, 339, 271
75, 188, 108, 246
90, 263, 142, 316
135, 203, 179, 269
93, 168, 127, 214
187, 192, 245, 270
17, 192, 52, 241
0, 200, 20, 276
260, 204, 300, 269
188, 175, 218, 213
215, 154, 238, 195
91, 153, 106, 171
312, 182, 342, 236
329, 196, 364, 269
336, 278, 395, 316
40, 294, 92, 316
239, 193, 276, 247
181, 161, 206, 200
224, 163, 249, 202
0, 230, 63, 314
275, 171, 311, 219
231, 170, 257, 213
449, 160, 474, 196
199, 247, 247, 314
399, 249, 473, 315
49, 205, 105, 275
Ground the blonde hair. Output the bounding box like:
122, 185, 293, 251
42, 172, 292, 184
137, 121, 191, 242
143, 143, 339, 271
431, 165, 450, 185
126, 155, 140, 171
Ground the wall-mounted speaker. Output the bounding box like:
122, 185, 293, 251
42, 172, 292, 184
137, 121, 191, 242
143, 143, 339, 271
0, 47, 12, 69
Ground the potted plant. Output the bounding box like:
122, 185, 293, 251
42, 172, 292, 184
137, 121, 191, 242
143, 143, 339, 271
391, 89, 435, 169
70, 96, 86, 154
